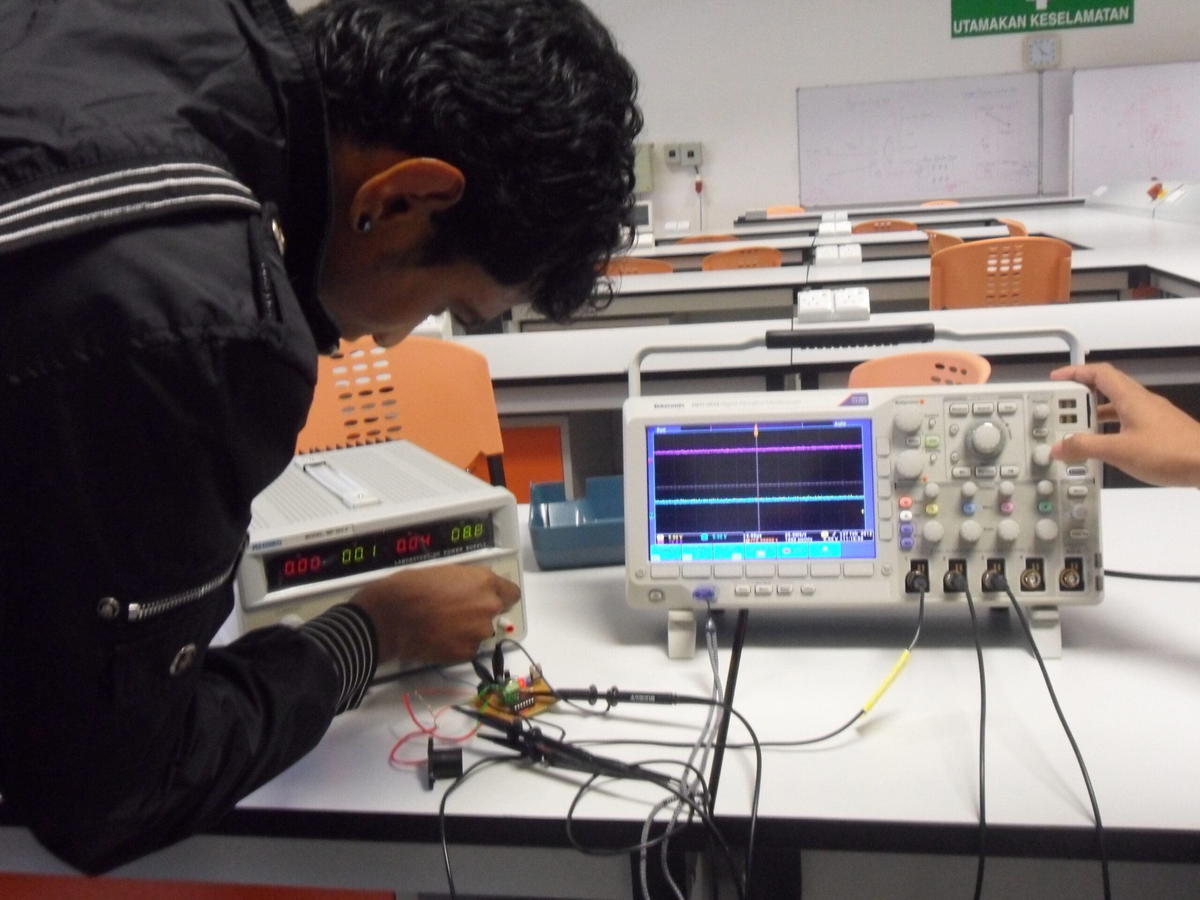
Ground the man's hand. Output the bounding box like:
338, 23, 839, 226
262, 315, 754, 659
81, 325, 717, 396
1049, 362, 1200, 488
350, 564, 521, 664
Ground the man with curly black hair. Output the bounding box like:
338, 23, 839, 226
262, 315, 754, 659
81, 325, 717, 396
0, 0, 640, 873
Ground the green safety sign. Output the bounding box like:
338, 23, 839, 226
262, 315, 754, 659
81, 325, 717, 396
951, 0, 1133, 37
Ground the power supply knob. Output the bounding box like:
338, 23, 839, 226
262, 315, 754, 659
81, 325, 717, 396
922, 520, 945, 543
895, 449, 925, 481
1032, 444, 1053, 467
968, 421, 1004, 458
1035, 518, 1060, 542
997, 519, 1020, 542
959, 520, 983, 544
894, 407, 924, 435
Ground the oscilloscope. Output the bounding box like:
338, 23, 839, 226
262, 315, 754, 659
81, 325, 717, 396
236, 441, 524, 648
623, 381, 1103, 658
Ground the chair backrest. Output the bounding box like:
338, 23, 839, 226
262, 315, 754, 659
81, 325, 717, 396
606, 256, 674, 275
921, 199, 959, 207
295, 336, 506, 486
851, 218, 918, 234
925, 230, 965, 255
677, 233, 738, 244
998, 217, 1028, 236
929, 236, 1072, 310
701, 245, 784, 271
848, 350, 991, 388
766, 204, 805, 215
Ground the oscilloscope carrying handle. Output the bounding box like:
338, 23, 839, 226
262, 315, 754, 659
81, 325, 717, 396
627, 322, 1085, 397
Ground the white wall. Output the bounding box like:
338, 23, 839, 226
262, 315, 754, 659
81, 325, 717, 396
586, 0, 1200, 233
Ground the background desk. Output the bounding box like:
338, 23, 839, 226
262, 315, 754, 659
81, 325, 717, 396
509, 205, 1200, 331
734, 195, 1087, 226
3, 489, 1198, 899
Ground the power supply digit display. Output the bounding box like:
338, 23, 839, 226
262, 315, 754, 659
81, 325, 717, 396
644, 419, 876, 562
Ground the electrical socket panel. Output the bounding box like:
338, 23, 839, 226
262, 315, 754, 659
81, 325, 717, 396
664, 142, 703, 167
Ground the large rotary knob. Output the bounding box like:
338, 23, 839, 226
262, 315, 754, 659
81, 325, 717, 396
894, 449, 925, 481
894, 407, 924, 435
1035, 518, 1060, 542
959, 520, 983, 544
968, 421, 1004, 458
997, 519, 1020, 542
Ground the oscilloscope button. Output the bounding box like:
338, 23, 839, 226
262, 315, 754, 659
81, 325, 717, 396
754, 585, 773, 596
682, 564, 711, 578
714, 564, 743, 578
778, 562, 808, 577
843, 562, 874, 577
876, 437, 892, 455
734, 585, 752, 597
746, 563, 775, 578
811, 562, 840, 577
651, 564, 679, 579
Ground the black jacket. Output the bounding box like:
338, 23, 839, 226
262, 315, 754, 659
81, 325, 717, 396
0, 0, 362, 872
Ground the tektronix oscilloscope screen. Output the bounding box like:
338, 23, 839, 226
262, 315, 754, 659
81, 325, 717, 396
645, 419, 876, 562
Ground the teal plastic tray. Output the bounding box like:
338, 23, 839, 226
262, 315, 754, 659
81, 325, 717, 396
528, 476, 624, 569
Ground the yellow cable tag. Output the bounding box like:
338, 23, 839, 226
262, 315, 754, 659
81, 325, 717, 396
862, 649, 911, 712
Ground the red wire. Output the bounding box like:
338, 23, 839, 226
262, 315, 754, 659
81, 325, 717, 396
388, 689, 480, 768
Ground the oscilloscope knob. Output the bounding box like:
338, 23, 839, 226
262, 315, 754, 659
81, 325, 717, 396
1035, 518, 1060, 542
893, 407, 924, 435
1032, 443, 1053, 467
968, 421, 1004, 458
894, 449, 925, 481
997, 519, 1020, 542
959, 520, 983, 544
922, 520, 945, 543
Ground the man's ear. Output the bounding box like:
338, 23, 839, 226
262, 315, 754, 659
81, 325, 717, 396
349, 157, 465, 229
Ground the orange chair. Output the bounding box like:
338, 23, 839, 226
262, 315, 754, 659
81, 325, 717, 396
851, 218, 918, 234
925, 230, 964, 254
921, 199, 959, 207
766, 204, 805, 215
849, 350, 991, 388
701, 246, 783, 271
606, 256, 674, 275
929, 236, 1072, 310
998, 217, 1028, 236
295, 336, 506, 486
677, 233, 738, 244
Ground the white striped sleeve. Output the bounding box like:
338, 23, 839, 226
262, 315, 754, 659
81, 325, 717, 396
299, 604, 378, 712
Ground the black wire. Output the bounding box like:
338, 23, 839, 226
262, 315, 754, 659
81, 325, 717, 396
564, 756, 748, 900
960, 577, 988, 900
581, 590, 926, 752
437, 754, 523, 899
1103, 568, 1200, 583
1002, 582, 1112, 900
706, 608, 748, 814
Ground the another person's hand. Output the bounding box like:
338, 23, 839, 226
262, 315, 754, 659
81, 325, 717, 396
350, 564, 521, 664
1049, 363, 1200, 488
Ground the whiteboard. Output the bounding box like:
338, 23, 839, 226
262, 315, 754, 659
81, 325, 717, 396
796, 73, 1042, 206
1072, 61, 1200, 195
